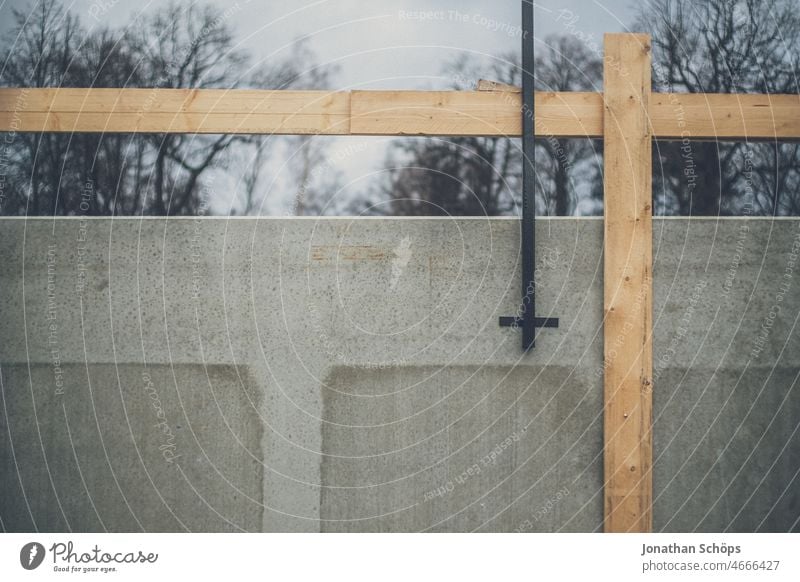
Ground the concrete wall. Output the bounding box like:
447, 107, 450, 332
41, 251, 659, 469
0, 217, 798, 532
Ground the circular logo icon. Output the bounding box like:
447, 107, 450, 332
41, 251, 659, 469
20, 542, 45, 570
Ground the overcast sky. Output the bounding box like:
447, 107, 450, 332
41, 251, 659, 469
3, 0, 634, 87
1, 0, 634, 213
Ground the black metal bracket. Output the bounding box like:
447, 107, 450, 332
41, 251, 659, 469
499, 317, 559, 328
499, 0, 559, 351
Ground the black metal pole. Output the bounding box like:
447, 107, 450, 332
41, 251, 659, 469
521, 0, 536, 350
498, 1, 558, 348
500, 0, 558, 352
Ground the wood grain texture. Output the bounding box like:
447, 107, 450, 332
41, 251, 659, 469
2, 87, 798, 138
602, 33, 654, 533
650, 93, 800, 140
0, 88, 601, 137
0, 89, 352, 134
349, 90, 603, 136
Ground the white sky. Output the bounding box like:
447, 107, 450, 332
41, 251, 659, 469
3, 0, 631, 88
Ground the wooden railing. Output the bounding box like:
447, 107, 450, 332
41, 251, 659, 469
2, 86, 798, 139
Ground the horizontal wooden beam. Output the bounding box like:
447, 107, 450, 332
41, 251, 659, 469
350, 90, 601, 137
0, 89, 352, 135
1, 88, 798, 139
650, 93, 800, 140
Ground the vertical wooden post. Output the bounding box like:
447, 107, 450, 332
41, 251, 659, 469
602, 33, 653, 533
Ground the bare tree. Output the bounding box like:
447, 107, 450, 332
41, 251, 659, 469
636, 0, 800, 215
1, 0, 329, 217
364, 53, 521, 217
124, 1, 247, 215
364, 35, 603, 217
1, 0, 83, 215
232, 39, 341, 216
531, 35, 603, 216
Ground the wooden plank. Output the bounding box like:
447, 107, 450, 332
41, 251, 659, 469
0, 88, 350, 115
651, 93, 800, 140
1, 87, 799, 138
0, 89, 352, 134
0, 112, 351, 135
0, 87, 601, 137
602, 33, 653, 533
350, 90, 602, 137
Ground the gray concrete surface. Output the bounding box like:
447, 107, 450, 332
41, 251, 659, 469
0, 217, 798, 532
